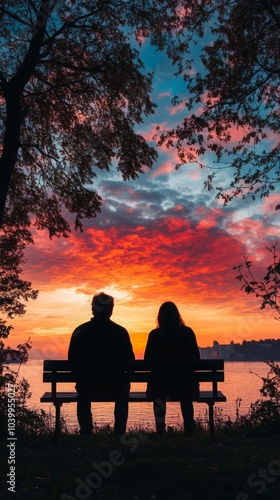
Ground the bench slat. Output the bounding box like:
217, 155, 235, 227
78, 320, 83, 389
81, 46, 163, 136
43, 359, 224, 371
40, 390, 226, 404
43, 371, 224, 383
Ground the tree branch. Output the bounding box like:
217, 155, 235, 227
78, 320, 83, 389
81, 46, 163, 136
21, 142, 61, 164
23, 72, 97, 98
234, 242, 280, 320
24, 0, 38, 14
42, 7, 104, 45
260, 0, 280, 29
0, 7, 33, 28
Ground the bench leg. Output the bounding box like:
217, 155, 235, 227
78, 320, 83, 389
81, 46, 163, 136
208, 403, 215, 438
54, 402, 62, 440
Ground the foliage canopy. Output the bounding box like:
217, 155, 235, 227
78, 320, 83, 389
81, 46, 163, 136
0, 0, 186, 232
159, 0, 280, 207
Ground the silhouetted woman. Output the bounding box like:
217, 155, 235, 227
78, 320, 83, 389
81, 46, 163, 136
144, 302, 200, 436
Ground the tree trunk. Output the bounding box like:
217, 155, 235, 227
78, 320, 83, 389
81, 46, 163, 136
0, 4, 50, 227
0, 96, 23, 227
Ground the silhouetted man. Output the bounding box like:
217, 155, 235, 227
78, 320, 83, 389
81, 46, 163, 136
68, 292, 135, 435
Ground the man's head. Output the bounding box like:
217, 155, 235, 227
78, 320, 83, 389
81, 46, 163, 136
91, 292, 114, 319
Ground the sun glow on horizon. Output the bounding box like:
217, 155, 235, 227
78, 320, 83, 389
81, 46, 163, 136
8, 277, 279, 361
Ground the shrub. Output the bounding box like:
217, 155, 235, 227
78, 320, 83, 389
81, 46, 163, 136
0, 340, 53, 436
238, 361, 280, 433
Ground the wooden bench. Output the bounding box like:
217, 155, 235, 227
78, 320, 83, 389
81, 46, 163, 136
41, 359, 226, 438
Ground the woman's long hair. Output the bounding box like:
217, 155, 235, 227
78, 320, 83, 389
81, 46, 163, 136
157, 302, 185, 330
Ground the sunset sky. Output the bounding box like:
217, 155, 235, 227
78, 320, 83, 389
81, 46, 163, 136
9, 38, 280, 359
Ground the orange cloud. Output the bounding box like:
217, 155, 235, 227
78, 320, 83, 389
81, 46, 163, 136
261, 193, 280, 213
150, 160, 175, 177
168, 101, 187, 115
158, 91, 172, 98
23, 216, 247, 314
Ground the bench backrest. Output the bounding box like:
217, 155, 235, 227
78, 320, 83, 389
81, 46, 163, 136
43, 359, 224, 399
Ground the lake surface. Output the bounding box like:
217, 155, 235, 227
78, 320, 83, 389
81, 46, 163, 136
9, 360, 273, 432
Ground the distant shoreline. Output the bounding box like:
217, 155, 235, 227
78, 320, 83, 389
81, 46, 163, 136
225, 358, 280, 362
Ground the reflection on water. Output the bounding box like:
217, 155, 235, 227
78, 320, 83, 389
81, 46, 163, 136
11, 360, 271, 431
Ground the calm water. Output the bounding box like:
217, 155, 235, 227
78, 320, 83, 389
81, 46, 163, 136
9, 360, 272, 432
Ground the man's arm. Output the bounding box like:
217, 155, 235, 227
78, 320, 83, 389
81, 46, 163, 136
68, 326, 82, 360
124, 330, 135, 360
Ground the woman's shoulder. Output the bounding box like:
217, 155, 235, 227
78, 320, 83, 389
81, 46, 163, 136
180, 325, 196, 336
148, 328, 160, 337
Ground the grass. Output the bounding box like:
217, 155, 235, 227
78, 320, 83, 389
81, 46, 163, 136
1, 424, 280, 500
